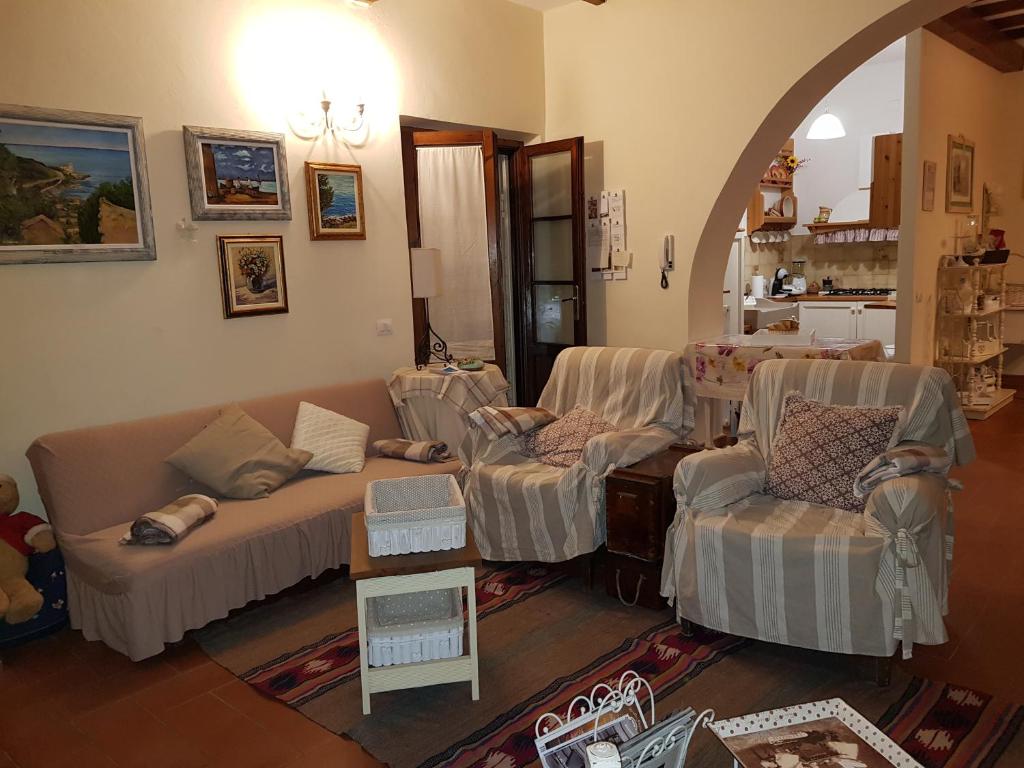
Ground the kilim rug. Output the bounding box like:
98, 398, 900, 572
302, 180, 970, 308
197, 563, 1023, 768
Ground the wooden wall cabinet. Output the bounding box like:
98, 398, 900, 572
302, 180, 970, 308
869, 133, 902, 229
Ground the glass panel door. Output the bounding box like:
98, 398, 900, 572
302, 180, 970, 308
517, 137, 586, 404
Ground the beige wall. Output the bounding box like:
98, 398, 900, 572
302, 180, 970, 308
0, 0, 544, 517
992, 71, 1024, 375
542, 0, 959, 350
897, 30, 1009, 365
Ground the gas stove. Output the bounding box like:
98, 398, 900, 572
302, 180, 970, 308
821, 288, 896, 297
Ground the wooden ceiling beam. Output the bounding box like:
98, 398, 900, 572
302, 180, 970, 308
971, 0, 1024, 18
580, 0, 606, 4
926, 7, 1024, 73
990, 12, 1024, 29
1008, 26, 1024, 37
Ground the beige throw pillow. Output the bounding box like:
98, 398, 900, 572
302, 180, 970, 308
167, 404, 312, 499
290, 401, 369, 474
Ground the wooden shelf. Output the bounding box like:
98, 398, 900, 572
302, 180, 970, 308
759, 178, 793, 188
758, 216, 796, 230
937, 347, 1008, 365
943, 305, 1005, 319
804, 220, 870, 235
963, 388, 1016, 420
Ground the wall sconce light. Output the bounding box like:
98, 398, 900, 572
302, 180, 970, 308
289, 91, 368, 145
349, 0, 378, 7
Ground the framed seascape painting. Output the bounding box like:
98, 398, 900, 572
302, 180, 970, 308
217, 235, 289, 318
0, 104, 156, 264
946, 134, 974, 213
183, 126, 291, 221
304, 162, 366, 240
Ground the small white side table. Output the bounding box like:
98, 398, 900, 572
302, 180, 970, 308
350, 512, 481, 715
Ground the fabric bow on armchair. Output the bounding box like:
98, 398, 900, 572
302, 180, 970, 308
661, 358, 975, 661
461, 347, 688, 562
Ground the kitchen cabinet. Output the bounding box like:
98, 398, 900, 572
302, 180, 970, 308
799, 301, 896, 347
799, 301, 858, 338
861, 306, 896, 348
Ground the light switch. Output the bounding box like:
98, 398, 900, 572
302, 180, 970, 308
376, 318, 393, 336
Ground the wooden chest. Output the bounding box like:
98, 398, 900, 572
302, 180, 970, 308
604, 443, 701, 609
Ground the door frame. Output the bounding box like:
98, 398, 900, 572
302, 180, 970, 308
400, 127, 510, 374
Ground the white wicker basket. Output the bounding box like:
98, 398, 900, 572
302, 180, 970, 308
366, 587, 464, 667
364, 474, 466, 556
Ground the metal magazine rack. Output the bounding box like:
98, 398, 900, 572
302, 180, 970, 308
534, 671, 715, 768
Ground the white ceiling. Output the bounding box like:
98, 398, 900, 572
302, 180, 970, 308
507, 0, 575, 11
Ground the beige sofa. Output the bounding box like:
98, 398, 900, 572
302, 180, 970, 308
27, 379, 459, 660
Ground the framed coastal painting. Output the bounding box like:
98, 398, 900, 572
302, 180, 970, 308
0, 103, 156, 264
946, 134, 974, 213
216, 235, 289, 318
304, 162, 366, 240
183, 126, 291, 221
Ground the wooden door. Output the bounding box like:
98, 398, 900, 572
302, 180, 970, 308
400, 128, 505, 373
516, 137, 587, 404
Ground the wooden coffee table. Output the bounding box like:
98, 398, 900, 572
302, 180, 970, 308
350, 511, 482, 715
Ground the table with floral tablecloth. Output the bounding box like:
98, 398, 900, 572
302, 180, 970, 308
685, 335, 886, 402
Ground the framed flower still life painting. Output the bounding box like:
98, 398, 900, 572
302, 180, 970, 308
217, 235, 288, 318
304, 162, 366, 240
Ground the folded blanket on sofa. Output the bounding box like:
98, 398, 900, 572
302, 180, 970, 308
120, 494, 217, 545
854, 444, 953, 499
373, 438, 451, 463
468, 406, 556, 441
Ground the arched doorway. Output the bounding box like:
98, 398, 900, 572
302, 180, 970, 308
687, 0, 967, 342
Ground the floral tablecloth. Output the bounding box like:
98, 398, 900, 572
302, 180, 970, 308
685, 335, 886, 401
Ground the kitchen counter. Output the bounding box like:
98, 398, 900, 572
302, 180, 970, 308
863, 301, 897, 310
768, 294, 895, 303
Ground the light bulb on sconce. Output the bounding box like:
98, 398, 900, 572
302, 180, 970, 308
289, 91, 368, 146
349, 0, 378, 7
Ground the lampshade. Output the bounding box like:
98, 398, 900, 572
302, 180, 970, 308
806, 111, 846, 140
410, 248, 443, 299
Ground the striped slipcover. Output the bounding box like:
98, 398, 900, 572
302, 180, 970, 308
461, 347, 687, 562
661, 359, 975, 659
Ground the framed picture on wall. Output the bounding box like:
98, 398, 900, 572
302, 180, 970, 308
304, 162, 366, 240
922, 160, 937, 212
946, 134, 975, 213
183, 126, 291, 221
216, 234, 289, 318
0, 103, 156, 264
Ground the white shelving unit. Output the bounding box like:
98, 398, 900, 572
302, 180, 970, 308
935, 260, 1016, 420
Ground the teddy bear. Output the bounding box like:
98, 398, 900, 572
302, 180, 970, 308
0, 474, 56, 624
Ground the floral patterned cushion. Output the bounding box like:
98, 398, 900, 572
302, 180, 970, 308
520, 406, 618, 468
765, 393, 904, 511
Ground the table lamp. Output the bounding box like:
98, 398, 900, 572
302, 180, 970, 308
410, 247, 453, 368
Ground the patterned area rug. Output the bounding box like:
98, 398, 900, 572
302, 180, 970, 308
197, 564, 1023, 768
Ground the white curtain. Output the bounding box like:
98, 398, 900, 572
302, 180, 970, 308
416, 145, 495, 361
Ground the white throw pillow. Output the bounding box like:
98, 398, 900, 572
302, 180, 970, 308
291, 401, 370, 474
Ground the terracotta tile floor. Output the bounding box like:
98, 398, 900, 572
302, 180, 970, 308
0, 401, 1020, 767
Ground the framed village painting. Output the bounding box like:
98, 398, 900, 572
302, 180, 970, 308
304, 162, 366, 240
183, 126, 291, 221
946, 134, 974, 213
216, 235, 289, 318
0, 103, 156, 264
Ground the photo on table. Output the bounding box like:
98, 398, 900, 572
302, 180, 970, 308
718, 716, 892, 768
